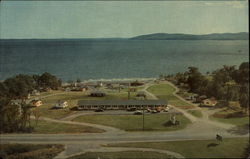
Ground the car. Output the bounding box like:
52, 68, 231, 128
151, 110, 159, 113
163, 107, 170, 112
95, 108, 104, 112
127, 107, 136, 111
134, 110, 143, 115
146, 109, 152, 113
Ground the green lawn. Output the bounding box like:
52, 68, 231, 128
73, 114, 190, 131
147, 84, 194, 108
31, 120, 104, 134
210, 108, 249, 126
210, 116, 249, 126
187, 110, 202, 118
108, 138, 249, 158
0, 144, 64, 159
68, 151, 173, 159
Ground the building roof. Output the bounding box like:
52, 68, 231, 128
90, 90, 106, 94
58, 100, 67, 104
78, 100, 167, 106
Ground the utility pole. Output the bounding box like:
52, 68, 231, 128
143, 104, 145, 131
128, 82, 131, 100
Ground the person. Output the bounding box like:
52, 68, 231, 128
216, 134, 223, 141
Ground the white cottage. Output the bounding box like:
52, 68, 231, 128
54, 100, 68, 109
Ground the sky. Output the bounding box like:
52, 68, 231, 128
0, 1, 248, 39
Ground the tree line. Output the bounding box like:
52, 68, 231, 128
164, 62, 249, 113
0, 72, 61, 133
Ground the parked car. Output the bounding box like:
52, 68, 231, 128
127, 107, 136, 111
163, 107, 170, 112
146, 109, 152, 113
134, 110, 143, 115
95, 108, 104, 112
151, 110, 159, 113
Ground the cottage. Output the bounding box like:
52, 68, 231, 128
195, 95, 207, 103
31, 100, 43, 107
136, 91, 146, 98
130, 81, 144, 87
65, 87, 71, 92
129, 88, 137, 92
90, 91, 106, 97
54, 100, 68, 108
77, 99, 167, 110
31, 90, 40, 96
201, 98, 217, 107
71, 87, 87, 92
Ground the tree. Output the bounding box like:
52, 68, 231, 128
186, 67, 204, 93
76, 78, 81, 83
0, 82, 8, 98
3, 74, 35, 99
0, 98, 21, 133
38, 72, 61, 90
32, 108, 41, 126
239, 85, 249, 114
233, 62, 249, 84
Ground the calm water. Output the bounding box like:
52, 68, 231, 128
0, 39, 249, 81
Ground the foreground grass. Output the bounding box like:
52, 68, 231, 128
0, 144, 64, 159
108, 138, 249, 158
187, 110, 202, 118
73, 114, 190, 131
68, 151, 173, 159
147, 84, 194, 108
31, 120, 104, 134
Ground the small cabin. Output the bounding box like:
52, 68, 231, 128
54, 100, 68, 108
31, 90, 40, 96
31, 100, 43, 107
136, 91, 146, 98
130, 81, 144, 87
202, 98, 217, 107
90, 91, 106, 97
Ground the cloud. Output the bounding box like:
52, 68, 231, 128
204, 1, 247, 9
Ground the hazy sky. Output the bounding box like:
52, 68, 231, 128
0, 1, 248, 39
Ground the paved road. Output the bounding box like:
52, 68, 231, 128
1, 81, 249, 159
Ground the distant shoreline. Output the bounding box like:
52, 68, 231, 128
76, 77, 157, 83
0, 32, 248, 41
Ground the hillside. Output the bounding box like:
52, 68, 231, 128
131, 32, 249, 40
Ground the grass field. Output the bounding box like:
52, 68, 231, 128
147, 84, 194, 108
31, 120, 104, 134
187, 110, 202, 118
73, 114, 190, 131
68, 151, 173, 159
108, 138, 249, 158
210, 108, 249, 126
210, 115, 249, 126
0, 144, 64, 159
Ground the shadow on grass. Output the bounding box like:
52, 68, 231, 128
227, 124, 250, 135
207, 143, 219, 148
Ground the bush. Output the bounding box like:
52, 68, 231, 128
0, 144, 64, 159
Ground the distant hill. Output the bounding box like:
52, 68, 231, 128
131, 32, 249, 40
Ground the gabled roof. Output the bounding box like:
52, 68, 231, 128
78, 99, 167, 106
